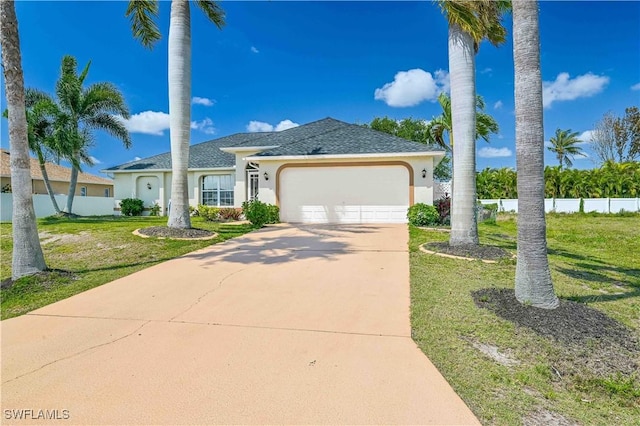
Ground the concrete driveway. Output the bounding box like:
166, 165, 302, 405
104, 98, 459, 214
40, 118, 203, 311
1, 224, 478, 425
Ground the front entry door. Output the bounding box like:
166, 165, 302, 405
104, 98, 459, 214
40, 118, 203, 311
247, 170, 259, 201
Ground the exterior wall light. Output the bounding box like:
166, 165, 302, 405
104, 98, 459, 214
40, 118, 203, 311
146, 182, 152, 189
264, 172, 269, 181
422, 168, 427, 178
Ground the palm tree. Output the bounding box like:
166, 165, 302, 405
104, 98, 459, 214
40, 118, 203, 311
0, 0, 48, 279
426, 92, 499, 151
547, 128, 584, 169
437, 0, 510, 247
512, 0, 559, 309
51, 55, 131, 215
126, 0, 225, 229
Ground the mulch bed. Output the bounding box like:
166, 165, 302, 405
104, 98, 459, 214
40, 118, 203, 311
472, 288, 639, 377
425, 242, 512, 261
136, 226, 216, 239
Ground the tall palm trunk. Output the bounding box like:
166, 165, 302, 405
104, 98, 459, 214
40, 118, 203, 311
513, 0, 559, 309
34, 146, 61, 213
448, 23, 479, 246
1, 0, 47, 279
167, 0, 192, 229
65, 161, 79, 214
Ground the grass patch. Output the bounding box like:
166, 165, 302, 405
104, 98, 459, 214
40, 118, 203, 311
410, 214, 640, 425
0, 216, 254, 320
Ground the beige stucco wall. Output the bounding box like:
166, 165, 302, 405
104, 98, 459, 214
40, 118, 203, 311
1, 177, 113, 197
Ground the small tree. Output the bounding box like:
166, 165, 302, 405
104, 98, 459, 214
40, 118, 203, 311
547, 128, 584, 169
590, 107, 640, 164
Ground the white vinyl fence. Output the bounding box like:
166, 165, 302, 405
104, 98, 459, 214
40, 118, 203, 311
479, 198, 640, 214
1, 193, 115, 222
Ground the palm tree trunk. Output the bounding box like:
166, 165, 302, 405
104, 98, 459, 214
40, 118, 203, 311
0, 0, 47, 280
167, 0, 192, 229
34, 146, 61, 214
513, 0, 559, 309
65, 154, 79, 215
448, 23, 479, 246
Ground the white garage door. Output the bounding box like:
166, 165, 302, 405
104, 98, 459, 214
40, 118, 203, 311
279, 165, 410, 224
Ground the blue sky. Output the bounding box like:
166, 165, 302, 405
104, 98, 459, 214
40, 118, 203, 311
1, 1, 639, 178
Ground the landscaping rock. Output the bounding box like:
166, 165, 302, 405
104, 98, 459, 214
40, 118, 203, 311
425, 242, 512, 261
136, 226, 216, 240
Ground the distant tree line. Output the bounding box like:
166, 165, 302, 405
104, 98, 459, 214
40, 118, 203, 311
477, 161, 640, 199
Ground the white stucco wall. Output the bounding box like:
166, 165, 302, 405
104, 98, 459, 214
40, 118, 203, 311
254, 156, 438, 207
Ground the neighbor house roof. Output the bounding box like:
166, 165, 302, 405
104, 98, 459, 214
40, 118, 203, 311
0, 149, 113, 185
104, 117, 444, 172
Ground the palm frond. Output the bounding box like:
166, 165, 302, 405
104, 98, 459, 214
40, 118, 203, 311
195, 0, 226, 29
126, 0, 161, 48
84, 113, 132, 148
82, 82, 131, 118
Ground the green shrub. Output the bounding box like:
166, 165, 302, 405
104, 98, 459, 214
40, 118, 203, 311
242, 200, 279, 227
198, 204, 220, 221
120, 198, 144, 216
219, 208, 242, 221
407, 203, 439, 226
149, 203, 161, 216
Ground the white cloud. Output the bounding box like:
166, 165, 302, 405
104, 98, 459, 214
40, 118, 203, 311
246, 119, 300, 133
190, 118, 216, 135
480, 67, 493, 75
89, 156, 101, 164
631, 82, 640, 91
478, 147, 512, 158
118, 111, 170, 135
133, 156, 142, 161
251, 46, 259, 54
192, 96, 215, 106
542, 72, 609, 108
374, 68, 449, 107
274, 119, 299, 131
578, 130, 594, 144
494, 100, 503, 110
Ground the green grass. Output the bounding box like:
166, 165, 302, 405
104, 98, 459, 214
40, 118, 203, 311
0, 216, 254, 320
410, 213, 640, 425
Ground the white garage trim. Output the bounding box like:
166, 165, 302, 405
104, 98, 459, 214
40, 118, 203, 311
275, 161, 414, 223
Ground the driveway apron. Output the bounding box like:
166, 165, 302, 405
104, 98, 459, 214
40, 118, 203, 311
1, 224, 479, 425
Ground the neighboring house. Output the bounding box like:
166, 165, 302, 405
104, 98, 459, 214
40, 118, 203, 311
104, 118, 445, 224
0, 149, 114, 197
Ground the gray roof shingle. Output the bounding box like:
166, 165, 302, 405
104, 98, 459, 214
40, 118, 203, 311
105, 118, 443, 171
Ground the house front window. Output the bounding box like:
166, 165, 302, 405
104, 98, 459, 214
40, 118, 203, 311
80, 186, 87, 197
104, 188, 110, 197
202, 175, 234, 206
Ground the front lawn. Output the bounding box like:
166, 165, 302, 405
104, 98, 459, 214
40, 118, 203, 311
410, 213, 640, 425
0, 216, 253, 320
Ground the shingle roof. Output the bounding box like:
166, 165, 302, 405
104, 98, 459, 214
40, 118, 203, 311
104, 133, 271, 171
0, 149, 113, 185
254, 118, 442, 157
105, 117, 443, 172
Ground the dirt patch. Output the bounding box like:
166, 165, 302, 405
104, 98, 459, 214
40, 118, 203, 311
39, 231, 91, 245
462, 337, 520, 366
523, 409, 579, 426
424, 242, 512, 261
1, 269, 78, 289
135, 227, 217, 240
472, 288, 639, 377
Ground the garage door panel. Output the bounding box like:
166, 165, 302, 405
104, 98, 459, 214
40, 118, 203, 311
279, 166, 410, 224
